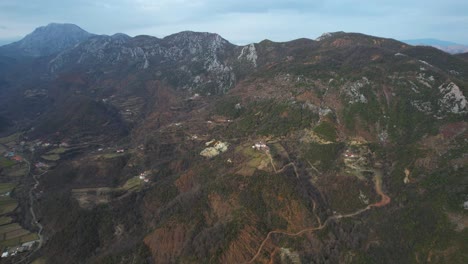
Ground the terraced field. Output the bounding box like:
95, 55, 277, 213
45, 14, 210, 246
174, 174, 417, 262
72, 175, 147, 208
0, 135, 40, 250
0, 222, 39, 247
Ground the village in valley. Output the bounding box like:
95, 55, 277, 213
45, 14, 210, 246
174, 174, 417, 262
0, 133, 43, 259
0, 131, 155, 260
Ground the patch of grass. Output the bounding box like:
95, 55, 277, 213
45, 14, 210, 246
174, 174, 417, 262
0, 199, 18, 214
4, 166, 28, 177
46, 147, 68, 154
31, 257, 47, 264
0, 183, 15, 194
20, 232, 39, 243
0, 237, 21, 247
0, 133, 21, 144
100, 153, 126, 159
0, 223, 22, 235
41, 154, 60, 161
234, 144, 270, 176
0, 216, 12, 225
0, 231, 37, 247
5, 228, 29, 239
121, 177, 143, 191
0, 157, 16, 168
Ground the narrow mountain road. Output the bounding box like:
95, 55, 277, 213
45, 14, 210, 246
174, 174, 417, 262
28, 167, 46, 250
246, 157, 391, 263
12, 159, 45, 264
370, 168, 391, 208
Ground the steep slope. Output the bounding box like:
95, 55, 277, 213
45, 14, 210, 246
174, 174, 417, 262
48, 31, 241, 95
0, 23, 94, 58
0, 29, 466, 264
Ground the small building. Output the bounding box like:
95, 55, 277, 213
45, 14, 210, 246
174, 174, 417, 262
1, 251, 8, 258
252, 142, 269, 151
343, 150, 357, 158
12, 155, 23, 162
116, 149, 125, 153
17, 246, 27, 253
35, 162, 49, 168
22, 241, 37, 250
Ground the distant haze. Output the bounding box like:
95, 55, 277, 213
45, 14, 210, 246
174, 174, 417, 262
403, 39, 460, 46
0, 0, 467, 45
0, 38, 20, 46
402, 39, 468, 54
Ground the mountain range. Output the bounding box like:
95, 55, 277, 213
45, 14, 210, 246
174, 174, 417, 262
402, 38, 468, 54
0, 23, 466, 264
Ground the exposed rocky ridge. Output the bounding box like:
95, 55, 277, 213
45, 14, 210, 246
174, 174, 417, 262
47, 31, 242, 94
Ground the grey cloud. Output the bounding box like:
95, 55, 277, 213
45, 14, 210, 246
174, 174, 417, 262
0, 0, 467, 44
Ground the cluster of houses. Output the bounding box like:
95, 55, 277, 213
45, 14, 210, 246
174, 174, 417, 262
252, 142, 269, 151
343, 150, 358, 159
139, 171, 151, 183
31, 140, 69, 148
35, 162, 49, 169
1, 241, 37, 258
2, 151, 23, 162
15, 138, 70, 153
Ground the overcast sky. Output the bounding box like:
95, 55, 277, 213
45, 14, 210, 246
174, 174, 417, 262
0, 0, 467, 45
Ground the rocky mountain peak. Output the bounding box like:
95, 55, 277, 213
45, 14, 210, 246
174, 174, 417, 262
162, 31, 232, 56
315, 31, 345, 41
0, 23, 94, 57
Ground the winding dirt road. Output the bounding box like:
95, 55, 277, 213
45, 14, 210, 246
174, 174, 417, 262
246, 155, 390, 263
12, 159, 45, 264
